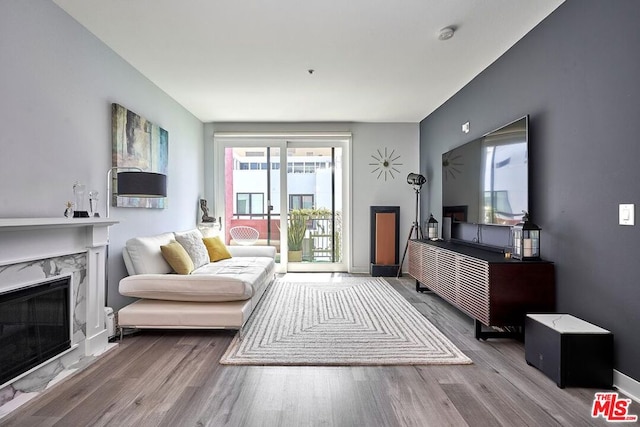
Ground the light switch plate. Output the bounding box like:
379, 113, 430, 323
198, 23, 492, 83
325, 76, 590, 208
619, 203, 635, 226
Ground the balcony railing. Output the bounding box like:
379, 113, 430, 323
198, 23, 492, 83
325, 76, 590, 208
227, 211, 341, 263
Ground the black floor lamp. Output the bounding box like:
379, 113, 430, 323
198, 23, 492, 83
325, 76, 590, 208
397, 173, 426, 278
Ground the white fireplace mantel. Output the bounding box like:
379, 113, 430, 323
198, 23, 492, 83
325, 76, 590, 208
0, 217, 119, 356
0, 217, 118, 262
0, 217, 119, 231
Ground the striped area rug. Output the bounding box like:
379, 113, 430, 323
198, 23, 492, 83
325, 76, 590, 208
220, 274, 472, 366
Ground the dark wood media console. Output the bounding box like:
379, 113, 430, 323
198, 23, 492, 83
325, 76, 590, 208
408, 239, 555, 340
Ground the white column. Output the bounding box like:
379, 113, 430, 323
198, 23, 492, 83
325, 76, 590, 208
83, 223, 111, 355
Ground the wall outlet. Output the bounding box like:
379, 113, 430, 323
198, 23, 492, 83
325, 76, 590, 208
619, 204, 635, 226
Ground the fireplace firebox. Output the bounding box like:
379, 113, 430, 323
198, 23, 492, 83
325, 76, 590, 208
0, 276, 71, 386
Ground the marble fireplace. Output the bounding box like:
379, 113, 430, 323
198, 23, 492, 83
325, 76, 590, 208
0, 275, 72, 386
0, 217, 117, 417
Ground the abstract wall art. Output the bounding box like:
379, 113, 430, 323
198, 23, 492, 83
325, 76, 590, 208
111, 103, 168, 208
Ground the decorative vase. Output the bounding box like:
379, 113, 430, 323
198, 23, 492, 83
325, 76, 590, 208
89, 190, 99, 217
72, 182, 89, 218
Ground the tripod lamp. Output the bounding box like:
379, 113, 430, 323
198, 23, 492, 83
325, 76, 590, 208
407, 173, 426, 186
406, 173, 426, 240
397, 172, 427, 277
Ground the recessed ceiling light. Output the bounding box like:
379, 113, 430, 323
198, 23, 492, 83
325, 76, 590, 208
438, 26, 455, 41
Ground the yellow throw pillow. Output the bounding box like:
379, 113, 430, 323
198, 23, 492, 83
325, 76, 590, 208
203, 236, 232, 262
160, 241, 194, 274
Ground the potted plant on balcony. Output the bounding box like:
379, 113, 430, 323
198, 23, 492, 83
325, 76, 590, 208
287, 210, 307, 262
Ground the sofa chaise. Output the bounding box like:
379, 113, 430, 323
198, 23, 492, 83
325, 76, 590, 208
117, 229, 275, 333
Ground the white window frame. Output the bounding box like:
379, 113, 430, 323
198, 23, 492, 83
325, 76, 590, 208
211, 132, 352, 273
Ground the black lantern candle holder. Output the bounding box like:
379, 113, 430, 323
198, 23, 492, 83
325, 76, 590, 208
511, 211, 541, 260
427, 213, 439, 240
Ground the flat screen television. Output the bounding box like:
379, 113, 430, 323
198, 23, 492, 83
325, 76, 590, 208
442, 116, 528, 226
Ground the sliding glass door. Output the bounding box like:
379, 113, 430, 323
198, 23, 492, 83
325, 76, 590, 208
222, 146, 281, 267
285, 144, 343, 271
215, 134, 350, 272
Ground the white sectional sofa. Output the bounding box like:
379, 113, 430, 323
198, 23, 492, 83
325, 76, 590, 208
117, 229, 276, 332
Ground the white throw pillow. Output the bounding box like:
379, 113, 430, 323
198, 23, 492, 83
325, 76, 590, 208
175, 229, 209, 269
125, 232, 175, 275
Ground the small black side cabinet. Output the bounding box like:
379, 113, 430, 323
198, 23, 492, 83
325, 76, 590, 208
525, 314, 613, 388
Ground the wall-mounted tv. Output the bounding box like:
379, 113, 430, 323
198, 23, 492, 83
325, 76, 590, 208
442, 116, 528, 226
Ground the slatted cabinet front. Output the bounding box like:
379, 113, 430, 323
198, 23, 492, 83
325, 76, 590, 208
408, 240, 554, 329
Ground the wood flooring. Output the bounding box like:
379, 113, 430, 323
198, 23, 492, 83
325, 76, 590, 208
1, 276, 631, 426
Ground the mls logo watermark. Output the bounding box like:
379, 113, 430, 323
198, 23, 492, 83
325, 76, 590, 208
591, 392, 638, 422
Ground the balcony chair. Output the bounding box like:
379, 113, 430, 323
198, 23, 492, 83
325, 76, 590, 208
229, 226, 259, 246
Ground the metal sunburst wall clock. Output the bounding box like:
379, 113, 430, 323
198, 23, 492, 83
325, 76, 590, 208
369, 147, 402, 181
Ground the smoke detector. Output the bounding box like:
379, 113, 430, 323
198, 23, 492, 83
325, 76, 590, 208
438, 26, 456, 41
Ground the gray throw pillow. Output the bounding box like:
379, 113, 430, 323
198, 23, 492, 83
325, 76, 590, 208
174, 229, 209, 269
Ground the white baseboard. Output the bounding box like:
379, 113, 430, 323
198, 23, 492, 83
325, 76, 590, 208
84, 329, 108, 356
615, 370, 640, 403
351, 266, 408, 275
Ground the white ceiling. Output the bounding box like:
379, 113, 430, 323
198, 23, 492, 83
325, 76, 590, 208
53, 0, 564, 123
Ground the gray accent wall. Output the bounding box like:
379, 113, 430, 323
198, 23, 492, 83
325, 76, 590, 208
420, 0, 640, 382
0, 1, 205, 311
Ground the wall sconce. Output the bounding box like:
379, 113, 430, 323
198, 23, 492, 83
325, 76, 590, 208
106, 167, 167, 217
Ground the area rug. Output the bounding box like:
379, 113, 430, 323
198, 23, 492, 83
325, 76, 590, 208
220, 274, 472, 366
